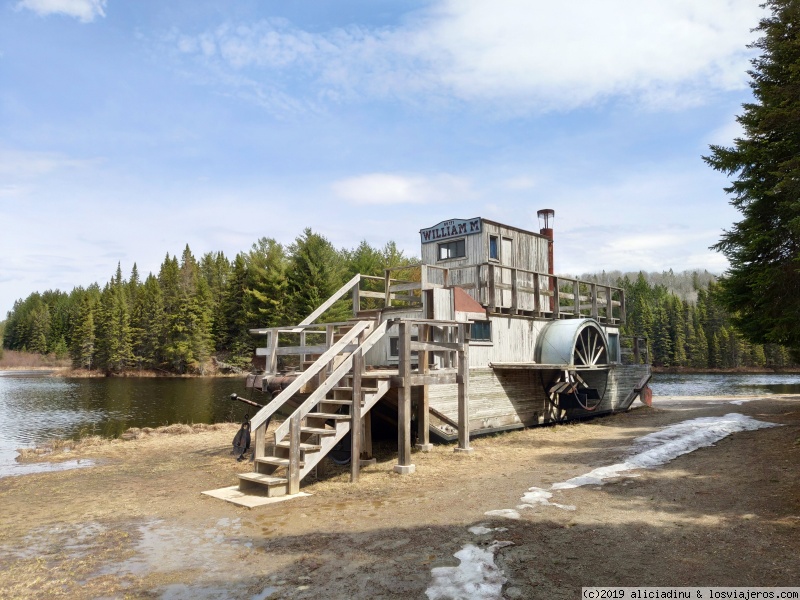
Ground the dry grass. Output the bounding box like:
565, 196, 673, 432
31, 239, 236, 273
14, 422, 235, 461
0, 349, 70, 370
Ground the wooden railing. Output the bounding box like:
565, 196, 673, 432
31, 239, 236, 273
384, 263, 625, 324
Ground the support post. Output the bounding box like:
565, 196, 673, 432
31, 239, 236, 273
254, 422, 265, 462
511, 268, 518, 314
394, 321, 415, 474
415, 324, 432, 452
363, 411, 373, 459
591, 283, 598, 319
352, 282, 359, 317
488, 264, 497, 313
288, 415, 301, 495
350, 349, 363, 482
455, 323, 473, 454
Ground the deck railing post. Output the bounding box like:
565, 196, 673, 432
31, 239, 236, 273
288, 415, 301, 495
455, 323, 473, 453
394, 321, 415, 474
573, 279, 580, 317
384, 268, 392, 308
553, 276, 560, 319
591, 283, 598, 320
488, 264, 496, 313
352, 277, 360, 316
267, 328, 279, 375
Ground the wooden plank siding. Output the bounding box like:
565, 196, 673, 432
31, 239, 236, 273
428, 363, 650, 434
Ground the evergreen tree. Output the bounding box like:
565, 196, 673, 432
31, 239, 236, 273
285, 229, 348, 323
704, 0, 800, 356
131, 274, 166, 369
95, 280, 134, 372
223, 253, 255, 365
71, 295, 96, 370
246, 238, 288, 328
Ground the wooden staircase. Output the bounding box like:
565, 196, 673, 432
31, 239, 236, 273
238, 318, 392, 497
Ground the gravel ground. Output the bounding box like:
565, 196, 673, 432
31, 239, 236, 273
1, 395, 798, 599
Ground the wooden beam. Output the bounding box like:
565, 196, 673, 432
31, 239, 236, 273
288, 415, 301, 495
416, 324, 432, 452
409, 340, 463, 353
394, 321, 415, 474
350, 349, 362, 483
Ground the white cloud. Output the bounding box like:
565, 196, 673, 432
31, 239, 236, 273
331, 172, 472, 205
16, 0, 106, 23
168, 0, 765, 114
0, 149, 98, 178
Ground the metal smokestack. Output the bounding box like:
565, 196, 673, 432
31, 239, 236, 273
537, 209, 555, 311
537, 208, 554, 274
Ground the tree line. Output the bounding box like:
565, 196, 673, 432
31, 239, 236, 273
1, 229, 415, 374
614, 272, 794, 369
3, 230, 797, 372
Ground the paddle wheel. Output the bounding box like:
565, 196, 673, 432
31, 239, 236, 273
535, 318, 610, 422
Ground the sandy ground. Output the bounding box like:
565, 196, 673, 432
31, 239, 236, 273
1, 395, 799, 599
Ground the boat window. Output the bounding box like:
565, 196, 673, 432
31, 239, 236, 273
438, 239, 466, 260
470, 321, 491, 342
607, 333, 619, 362
489, 236, 499, 260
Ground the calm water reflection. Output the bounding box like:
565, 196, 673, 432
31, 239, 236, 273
0, 372, 258, 476
649, 372, 800, 397
2, 370, 799, 477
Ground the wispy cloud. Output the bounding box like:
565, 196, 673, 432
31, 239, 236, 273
15, 0, 106, 23
165, 0, 764, 115
0, 149, 99, 178
331, 172, 472, 205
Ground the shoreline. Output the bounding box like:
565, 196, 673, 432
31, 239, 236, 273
1, 395, 798, 598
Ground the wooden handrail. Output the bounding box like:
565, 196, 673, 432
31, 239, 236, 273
249, 319, 371, 430
272, 319, 391, 442
294, 273, 363, 329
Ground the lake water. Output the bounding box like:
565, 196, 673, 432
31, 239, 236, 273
0, 372, 260, 477
2, 370, 800, 478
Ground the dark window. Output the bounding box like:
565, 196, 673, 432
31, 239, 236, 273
470, 321, 491, 342
438, 239, 466, 260
489, 236, 499, 260
390, 336, 418, 357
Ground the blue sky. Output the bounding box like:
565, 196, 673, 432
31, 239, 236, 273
0, 0, 764, 318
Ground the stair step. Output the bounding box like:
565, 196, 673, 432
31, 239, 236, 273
256, 457, 305, 467
275, 441, 321, 451
238, 472, 289, 496
332, 386, 378, 393
301, 426, 337, 436
239, 472, 288, 484
306, 412, 351, 420
320, 399, 353, 406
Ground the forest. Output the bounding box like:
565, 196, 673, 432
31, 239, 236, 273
1, 228, 796, 373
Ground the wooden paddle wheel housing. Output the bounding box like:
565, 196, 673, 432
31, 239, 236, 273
535, 318, 611, 422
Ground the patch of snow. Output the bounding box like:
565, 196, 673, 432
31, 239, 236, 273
519, 487, 576, 511
468, 525, 494, 535
426, 541, 514, 600
728, 399, 753, 405
553, 413, 777, 490
483, 509, 520, 520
